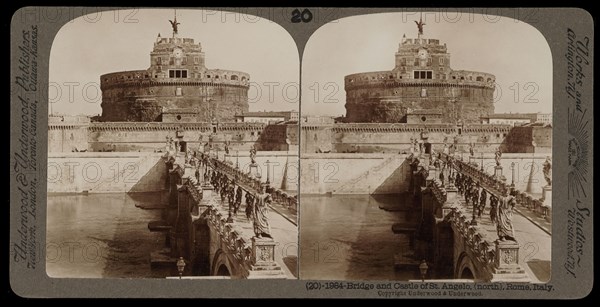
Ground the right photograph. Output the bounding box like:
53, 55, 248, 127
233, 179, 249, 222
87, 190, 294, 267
300, 12, 552, 282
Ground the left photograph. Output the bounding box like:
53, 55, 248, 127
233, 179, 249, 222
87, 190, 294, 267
47, 9, 299, 279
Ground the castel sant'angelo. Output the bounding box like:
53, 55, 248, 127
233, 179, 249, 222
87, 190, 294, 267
49, 16, 297, 153
99, 15, 249, 122
344, 18, 495, 123
49, 16, 550, 155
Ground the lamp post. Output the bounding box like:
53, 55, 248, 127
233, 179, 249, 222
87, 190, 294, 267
176, 257, 185, 279
265, 160, 271, 185
480, 152, 484, 171
419, 259, 429, 282
510, 162, 516, 188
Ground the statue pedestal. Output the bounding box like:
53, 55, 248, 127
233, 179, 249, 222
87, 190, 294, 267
442, 186, 458, 217
494, 165, 503, 178
248, 163, 259, 178
248, 237, 286, 279
427, 165, 437, 182
491, 240, 530, 282
542, 186, 552, 207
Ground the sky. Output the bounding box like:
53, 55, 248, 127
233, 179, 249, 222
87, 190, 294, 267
49, 9, 299, 116
301, 12, 553, 116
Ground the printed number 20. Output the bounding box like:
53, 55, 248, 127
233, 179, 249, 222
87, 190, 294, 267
291, 9, 313, 23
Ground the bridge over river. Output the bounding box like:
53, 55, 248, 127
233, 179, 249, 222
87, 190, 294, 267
407, 152, 551, 282
146, 150, 298, 279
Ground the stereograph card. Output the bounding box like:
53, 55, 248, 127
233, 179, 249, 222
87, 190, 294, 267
9, 7, 593, 298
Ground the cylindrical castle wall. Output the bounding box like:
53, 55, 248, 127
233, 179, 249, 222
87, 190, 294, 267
100, 71, 250, 122
344, 77, 494, 123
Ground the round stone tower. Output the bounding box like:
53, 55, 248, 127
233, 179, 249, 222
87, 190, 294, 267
344, 17, 495, 123
100, 15, 250, 122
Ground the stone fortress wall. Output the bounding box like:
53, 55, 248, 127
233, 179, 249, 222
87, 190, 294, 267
300, 123, 551, 154
48, 121, 298, 153
344, 33, 495, 123
99, 31, 250, 122
100, 70, 249, 123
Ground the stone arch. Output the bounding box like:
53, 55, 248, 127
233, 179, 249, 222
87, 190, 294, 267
455, 252, 477, 280
211, 249, 234, 277
216, 264, 230, 276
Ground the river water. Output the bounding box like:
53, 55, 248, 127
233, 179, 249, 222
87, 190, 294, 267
300, 194, 419, 280
46, 192, 170, 278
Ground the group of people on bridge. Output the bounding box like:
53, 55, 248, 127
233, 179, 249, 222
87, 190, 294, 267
451, 168, 517, 242
189, 151, 274, 239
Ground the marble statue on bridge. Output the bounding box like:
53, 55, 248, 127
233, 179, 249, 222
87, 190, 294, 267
497, 192, 517, 242
495, 147, 502, 166
253, 185, 273, 238
249, 146, 257, 165
543, 156, 552, 186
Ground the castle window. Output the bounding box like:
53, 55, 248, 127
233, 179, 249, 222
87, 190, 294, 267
413, 70, 433, 79
476, 76, 484, 82
421, 116, 427, 122
176, 87, 182, 96
439, 57, 444, 65
156, 57, 162, 65
421, 88, 427, 97
169, 69, 188, 79
231, 75, 238, 81
182, 57, 187, 65
194, 57, 199, 64
176, 115, 182, 121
